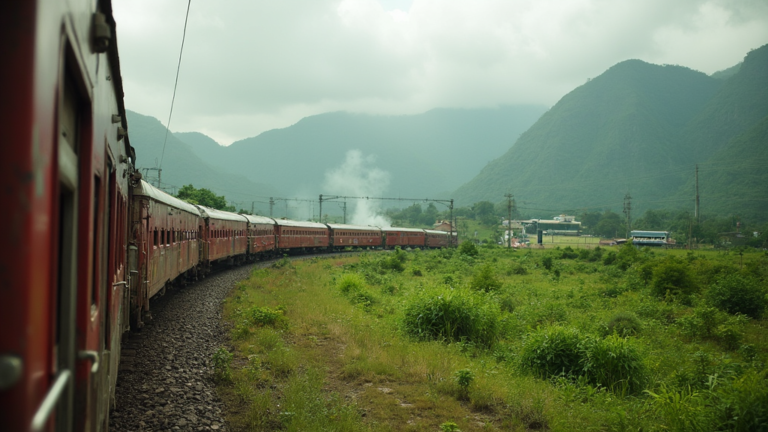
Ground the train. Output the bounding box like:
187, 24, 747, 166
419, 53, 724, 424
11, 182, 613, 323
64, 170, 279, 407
0, 1, 453, 430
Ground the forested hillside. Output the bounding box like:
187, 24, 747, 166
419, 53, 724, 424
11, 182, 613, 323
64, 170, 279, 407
455, 44, 768, 221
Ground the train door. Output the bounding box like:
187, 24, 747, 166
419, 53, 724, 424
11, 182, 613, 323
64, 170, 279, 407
50, 70, 81, 432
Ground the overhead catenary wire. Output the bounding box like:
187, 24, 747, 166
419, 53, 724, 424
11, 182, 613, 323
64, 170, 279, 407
158, 0, 193, 173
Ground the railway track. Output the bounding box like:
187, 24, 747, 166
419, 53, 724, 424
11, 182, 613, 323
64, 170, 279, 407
109, 253, 361, 431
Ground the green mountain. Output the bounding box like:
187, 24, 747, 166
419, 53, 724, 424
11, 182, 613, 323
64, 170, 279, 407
126, 111, 281, 213
454, 44, 768, 221
175, 106, 547, 199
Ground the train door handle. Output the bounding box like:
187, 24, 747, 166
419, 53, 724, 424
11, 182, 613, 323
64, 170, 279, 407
78, 350, 100, 373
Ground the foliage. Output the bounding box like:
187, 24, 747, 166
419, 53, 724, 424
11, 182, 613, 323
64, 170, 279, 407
600, 311, 642, 337
457, 241, 479, 257
402, 287, 501, 347
440, 421, 461, 432
519, 327, 584, 379
454, 369, 474, 400
176, 184, 235, 211
247, 305, 286, 327
520, 327, 647, 393
706, 273, 767, 318
212, 347, 234, 382
650, 257, 697, 299
470, 264, 502, 292
579, 335, 648, 393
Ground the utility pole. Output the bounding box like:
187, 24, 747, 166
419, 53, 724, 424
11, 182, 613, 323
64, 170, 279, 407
269, 197, 274, 217
251, 201, 255, 215
623, 192, 632, 239
695, 164, 700, 224
318, 194, 323, 223
505, 193, 514, 248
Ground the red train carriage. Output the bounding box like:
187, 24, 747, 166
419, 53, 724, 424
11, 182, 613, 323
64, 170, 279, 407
129, 180, 202, 328
0, 0, 133, 430
327, 224, 382, 250
274, 219, 330, 252
197, 207, 249, 267
242, 215, 277, 258
381, 227, 427, 249
425, 230, 451, 248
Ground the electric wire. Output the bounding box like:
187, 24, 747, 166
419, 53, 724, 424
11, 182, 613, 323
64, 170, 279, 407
159, 0, 192, 172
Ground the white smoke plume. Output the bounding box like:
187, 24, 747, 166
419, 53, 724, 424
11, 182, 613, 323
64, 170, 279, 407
323, 150, 392, 227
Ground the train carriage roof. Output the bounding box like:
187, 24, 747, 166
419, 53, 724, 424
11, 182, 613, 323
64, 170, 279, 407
273, 219, 328, 229
380, 227, 425, 233
134, 180, 201, 216
242, 214, 276, 226
424, 229, 449, 235
326, 223, 382, 232
195, 206, 248, 223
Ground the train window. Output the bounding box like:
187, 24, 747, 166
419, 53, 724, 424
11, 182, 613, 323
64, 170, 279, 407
161, 229, 165, 246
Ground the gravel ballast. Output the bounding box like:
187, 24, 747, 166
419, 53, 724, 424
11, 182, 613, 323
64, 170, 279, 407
109, 264, 255, 432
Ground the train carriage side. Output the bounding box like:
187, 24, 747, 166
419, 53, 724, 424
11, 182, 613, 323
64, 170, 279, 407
129, 180, 202, 328
273, 219, 330, 252
380, 227, 427, 249
242, 214, 277, 259
196, 207, 249, 267
425, 229, 451, 248
0, 0, 134, 430
327, 223, 383, 250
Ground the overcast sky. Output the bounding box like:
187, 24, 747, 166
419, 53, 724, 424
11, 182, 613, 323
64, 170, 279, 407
113, 0, 768, 146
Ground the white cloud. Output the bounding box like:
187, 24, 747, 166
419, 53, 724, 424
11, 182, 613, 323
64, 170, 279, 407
113, 0, 768, 145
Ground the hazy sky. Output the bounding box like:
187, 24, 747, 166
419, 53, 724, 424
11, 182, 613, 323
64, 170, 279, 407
113, 0, 768, 146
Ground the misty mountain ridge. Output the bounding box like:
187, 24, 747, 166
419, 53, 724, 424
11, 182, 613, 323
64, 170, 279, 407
126, 111, 282, 214
174, 105, 548, 200
454, 43, 768, 221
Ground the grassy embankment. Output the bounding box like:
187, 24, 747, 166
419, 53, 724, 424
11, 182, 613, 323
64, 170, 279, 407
214, 245, 768, 431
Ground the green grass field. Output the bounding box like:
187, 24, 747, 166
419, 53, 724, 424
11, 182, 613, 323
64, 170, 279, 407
215, 246, 768, 431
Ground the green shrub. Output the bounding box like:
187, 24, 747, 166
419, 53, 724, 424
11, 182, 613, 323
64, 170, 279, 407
337, 273, 366, 295
458, 241, 479, 257
380, 255, 405, 272
510, 263, 528, 275
519, 327, 584, 379
580, 335, 647, 393
603, 251, 617, 266
402, 287, 501, 347
560, 246, 578, 260
212, 347, 234, 382
454, 369, 474, 400
541, 255, 554, 270
588, 246, 604, 262
712, 369, 768, 431
650, 257, 697, 299
677, 306, 722, 339
247, 305, 286, 327
707, 273, 767, 318
601, 312, 642, 337
470, 264, 502, 292
520, 327, 647, 394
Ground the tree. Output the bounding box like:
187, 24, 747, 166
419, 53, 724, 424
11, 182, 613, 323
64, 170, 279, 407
177, 184, 234, 211
473, 201, 497, 226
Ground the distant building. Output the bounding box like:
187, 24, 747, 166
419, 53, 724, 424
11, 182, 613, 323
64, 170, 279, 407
520, 215, 582, 236
433, 220, 453, 232
630, 230, 669, 247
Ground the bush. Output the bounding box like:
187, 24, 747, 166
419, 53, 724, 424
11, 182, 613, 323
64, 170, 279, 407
560, 246, 578, 260
541, 255, 554, 270
520, 327, 647, 394
601, 312, 642, 337
519, 327, 584, 379
510, 263, 528, 275
458, 241, 479, 257
212, 347, 234, 382
650, 257, 697, 299
247, 305, 286, 327
603, 251, 617, 266
580, 335, 647, 393
707, 273, 767, 319
337, 273, 366, 295
402, 287, 501, 347
470, 264, 502, 292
